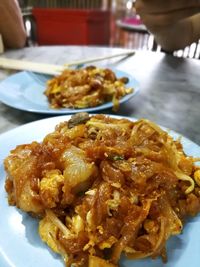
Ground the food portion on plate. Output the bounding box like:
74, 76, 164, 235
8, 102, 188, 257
4, 113, 200, 267
44, 66, 133, 111
0, 69, 138, 114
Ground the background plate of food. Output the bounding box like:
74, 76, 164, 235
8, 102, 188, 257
0, 113, 200, 267
0, 66, 139, 114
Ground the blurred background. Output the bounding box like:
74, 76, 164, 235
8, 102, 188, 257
17, 0, 200, 58
18, 0, 157, 50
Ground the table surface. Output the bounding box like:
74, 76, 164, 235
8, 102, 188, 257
0, 46, 200, 145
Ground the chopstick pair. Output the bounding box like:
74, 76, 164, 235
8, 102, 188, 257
0, 50, 135, 76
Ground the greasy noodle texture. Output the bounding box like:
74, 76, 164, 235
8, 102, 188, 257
44, 66, 133, 111
4, 113, 200, 267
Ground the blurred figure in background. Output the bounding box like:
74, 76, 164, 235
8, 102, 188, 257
0, 0, 26, 49
135, 0, 200, 52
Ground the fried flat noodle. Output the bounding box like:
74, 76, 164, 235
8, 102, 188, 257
44, 66, 133, 111
4, 114, 200, 267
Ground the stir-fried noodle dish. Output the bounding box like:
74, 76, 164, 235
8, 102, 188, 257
44, 66, 133, 111
4, 113, 200, 267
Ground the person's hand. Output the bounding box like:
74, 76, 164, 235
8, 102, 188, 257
135, 0, 200, 31
135, 0, 200, 51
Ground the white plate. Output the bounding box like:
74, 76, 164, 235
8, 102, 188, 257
0, 70, 139, 114
0, 115, 200, 267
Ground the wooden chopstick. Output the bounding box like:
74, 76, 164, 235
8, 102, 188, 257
64, 50, 135, 67
0, 50, 135, 76
0, 57, 63, 75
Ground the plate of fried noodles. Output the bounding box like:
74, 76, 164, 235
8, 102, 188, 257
0, 66, 139, 114
0, 113, 200, 267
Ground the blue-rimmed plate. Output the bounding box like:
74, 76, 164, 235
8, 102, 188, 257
0, 115, 200, 267
0, 69, 139, 114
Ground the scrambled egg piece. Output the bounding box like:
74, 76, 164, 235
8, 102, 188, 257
67, 214, 85, 235
40, 170, 64, 208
